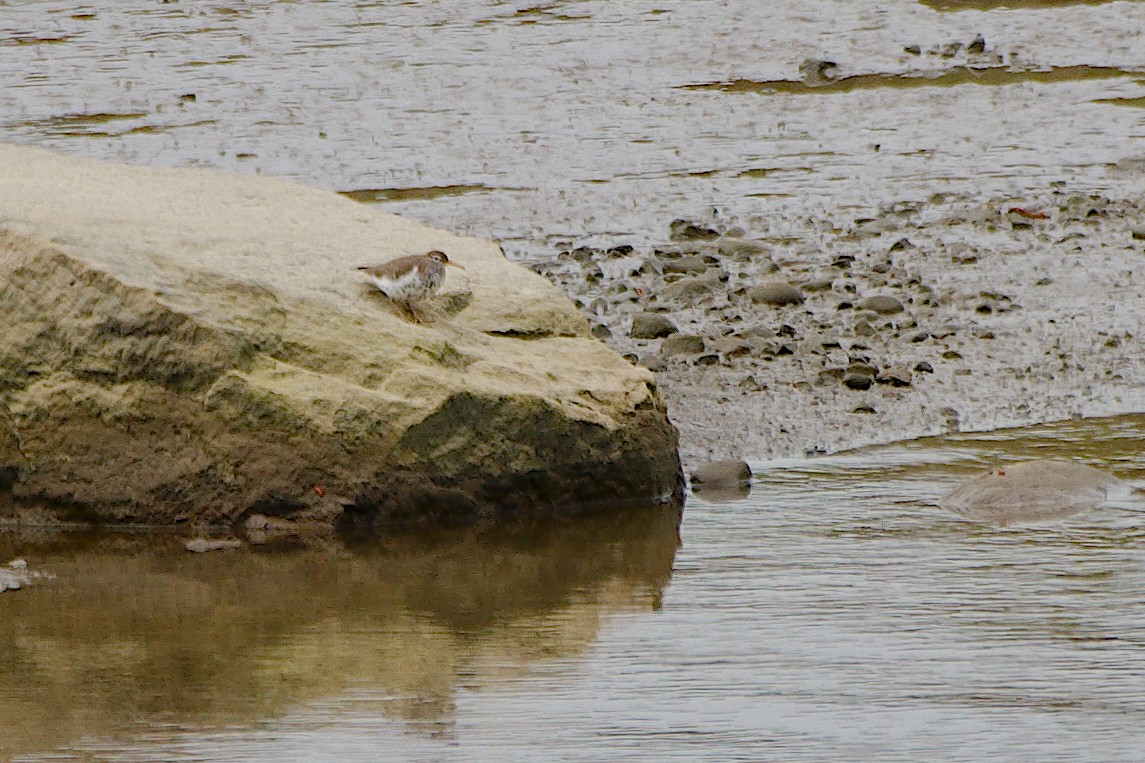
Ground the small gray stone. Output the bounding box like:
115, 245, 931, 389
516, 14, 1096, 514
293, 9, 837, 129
637, 353, 667, 372
661, 334, 706, 356
843, 370, 874, 390
857, 294, 905, 314
709, 336, 753, 359
738, 375, 768, 391
718, 239, 769, 259
877, 367, 913, 387
659, 270, 726, 303
691, 459, 752, 488
817, 368, 845, 385
630, 313, 678, 339
802, 273, 836, 292
749, 280, 804, 306
662, 255, 710, 274
670, 219, 720, 240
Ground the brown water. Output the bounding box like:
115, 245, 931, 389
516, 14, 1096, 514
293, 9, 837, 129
4, 2, 1145, 760
4, 415, 1145, 762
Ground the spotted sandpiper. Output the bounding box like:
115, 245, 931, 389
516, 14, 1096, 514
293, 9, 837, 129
357, 250, 464, 324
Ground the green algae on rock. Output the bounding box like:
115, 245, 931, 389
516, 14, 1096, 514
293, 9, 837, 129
0, 144, 682, 529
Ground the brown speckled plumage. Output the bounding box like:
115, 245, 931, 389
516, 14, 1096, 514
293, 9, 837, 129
357, 250, 463, 323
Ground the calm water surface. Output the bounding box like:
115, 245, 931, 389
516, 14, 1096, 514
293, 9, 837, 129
4, 415, 1145, 762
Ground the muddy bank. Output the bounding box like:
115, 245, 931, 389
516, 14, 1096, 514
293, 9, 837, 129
533, 187, 1145, 466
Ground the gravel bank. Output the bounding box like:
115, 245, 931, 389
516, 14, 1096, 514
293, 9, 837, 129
532, 187, 1145, 467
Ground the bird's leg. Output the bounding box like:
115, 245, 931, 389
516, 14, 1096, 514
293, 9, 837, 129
402, 302, 431, 325
408, 303, 433, 325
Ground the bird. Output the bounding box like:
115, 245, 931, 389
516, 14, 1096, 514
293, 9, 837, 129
357, 250, 464, 324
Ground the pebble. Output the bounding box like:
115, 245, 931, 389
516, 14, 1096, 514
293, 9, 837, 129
843, 369, 875, 390
749, 280, 804, 306
691, 459, 752, 488
842, 373, 874, 391
638, 353, 667, 372
670, 219, 720, 240
661, 334, 706, 356
709, 336, 753, 359
662, 255, 710, 274
660, 270, 725, 303
856, 295, 905, 314
718, 239, 769, 259
630, 312, 678, 339
877, 367, 913, 387
802, 273, 836, 292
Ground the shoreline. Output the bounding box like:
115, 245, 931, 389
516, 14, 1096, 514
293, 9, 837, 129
532, 188, 1145, 468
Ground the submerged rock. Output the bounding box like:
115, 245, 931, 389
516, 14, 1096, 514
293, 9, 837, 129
0, 144, 682, 529
938, 460, 1124, 525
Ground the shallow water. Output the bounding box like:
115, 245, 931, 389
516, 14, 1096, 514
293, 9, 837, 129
1, 0, 1142, 259
5, 414, 1145, 762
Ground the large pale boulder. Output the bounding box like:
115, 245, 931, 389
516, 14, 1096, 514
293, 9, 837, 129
0, 144, 682, 528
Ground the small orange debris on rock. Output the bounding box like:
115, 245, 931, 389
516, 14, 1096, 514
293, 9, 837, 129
1007, 207, 1048, 220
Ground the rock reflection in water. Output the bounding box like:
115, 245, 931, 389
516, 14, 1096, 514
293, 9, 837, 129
0, 505, 680, 760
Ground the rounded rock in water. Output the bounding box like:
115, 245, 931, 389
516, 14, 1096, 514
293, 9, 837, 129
938, 460, 1125, 525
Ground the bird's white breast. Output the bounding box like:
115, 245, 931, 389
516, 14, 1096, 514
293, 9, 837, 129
369, 266, 422, 300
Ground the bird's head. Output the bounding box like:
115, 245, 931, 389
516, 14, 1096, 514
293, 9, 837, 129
427, 250, 465, 269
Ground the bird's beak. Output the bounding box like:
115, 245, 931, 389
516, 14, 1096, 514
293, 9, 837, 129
446, 261, 465, 270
